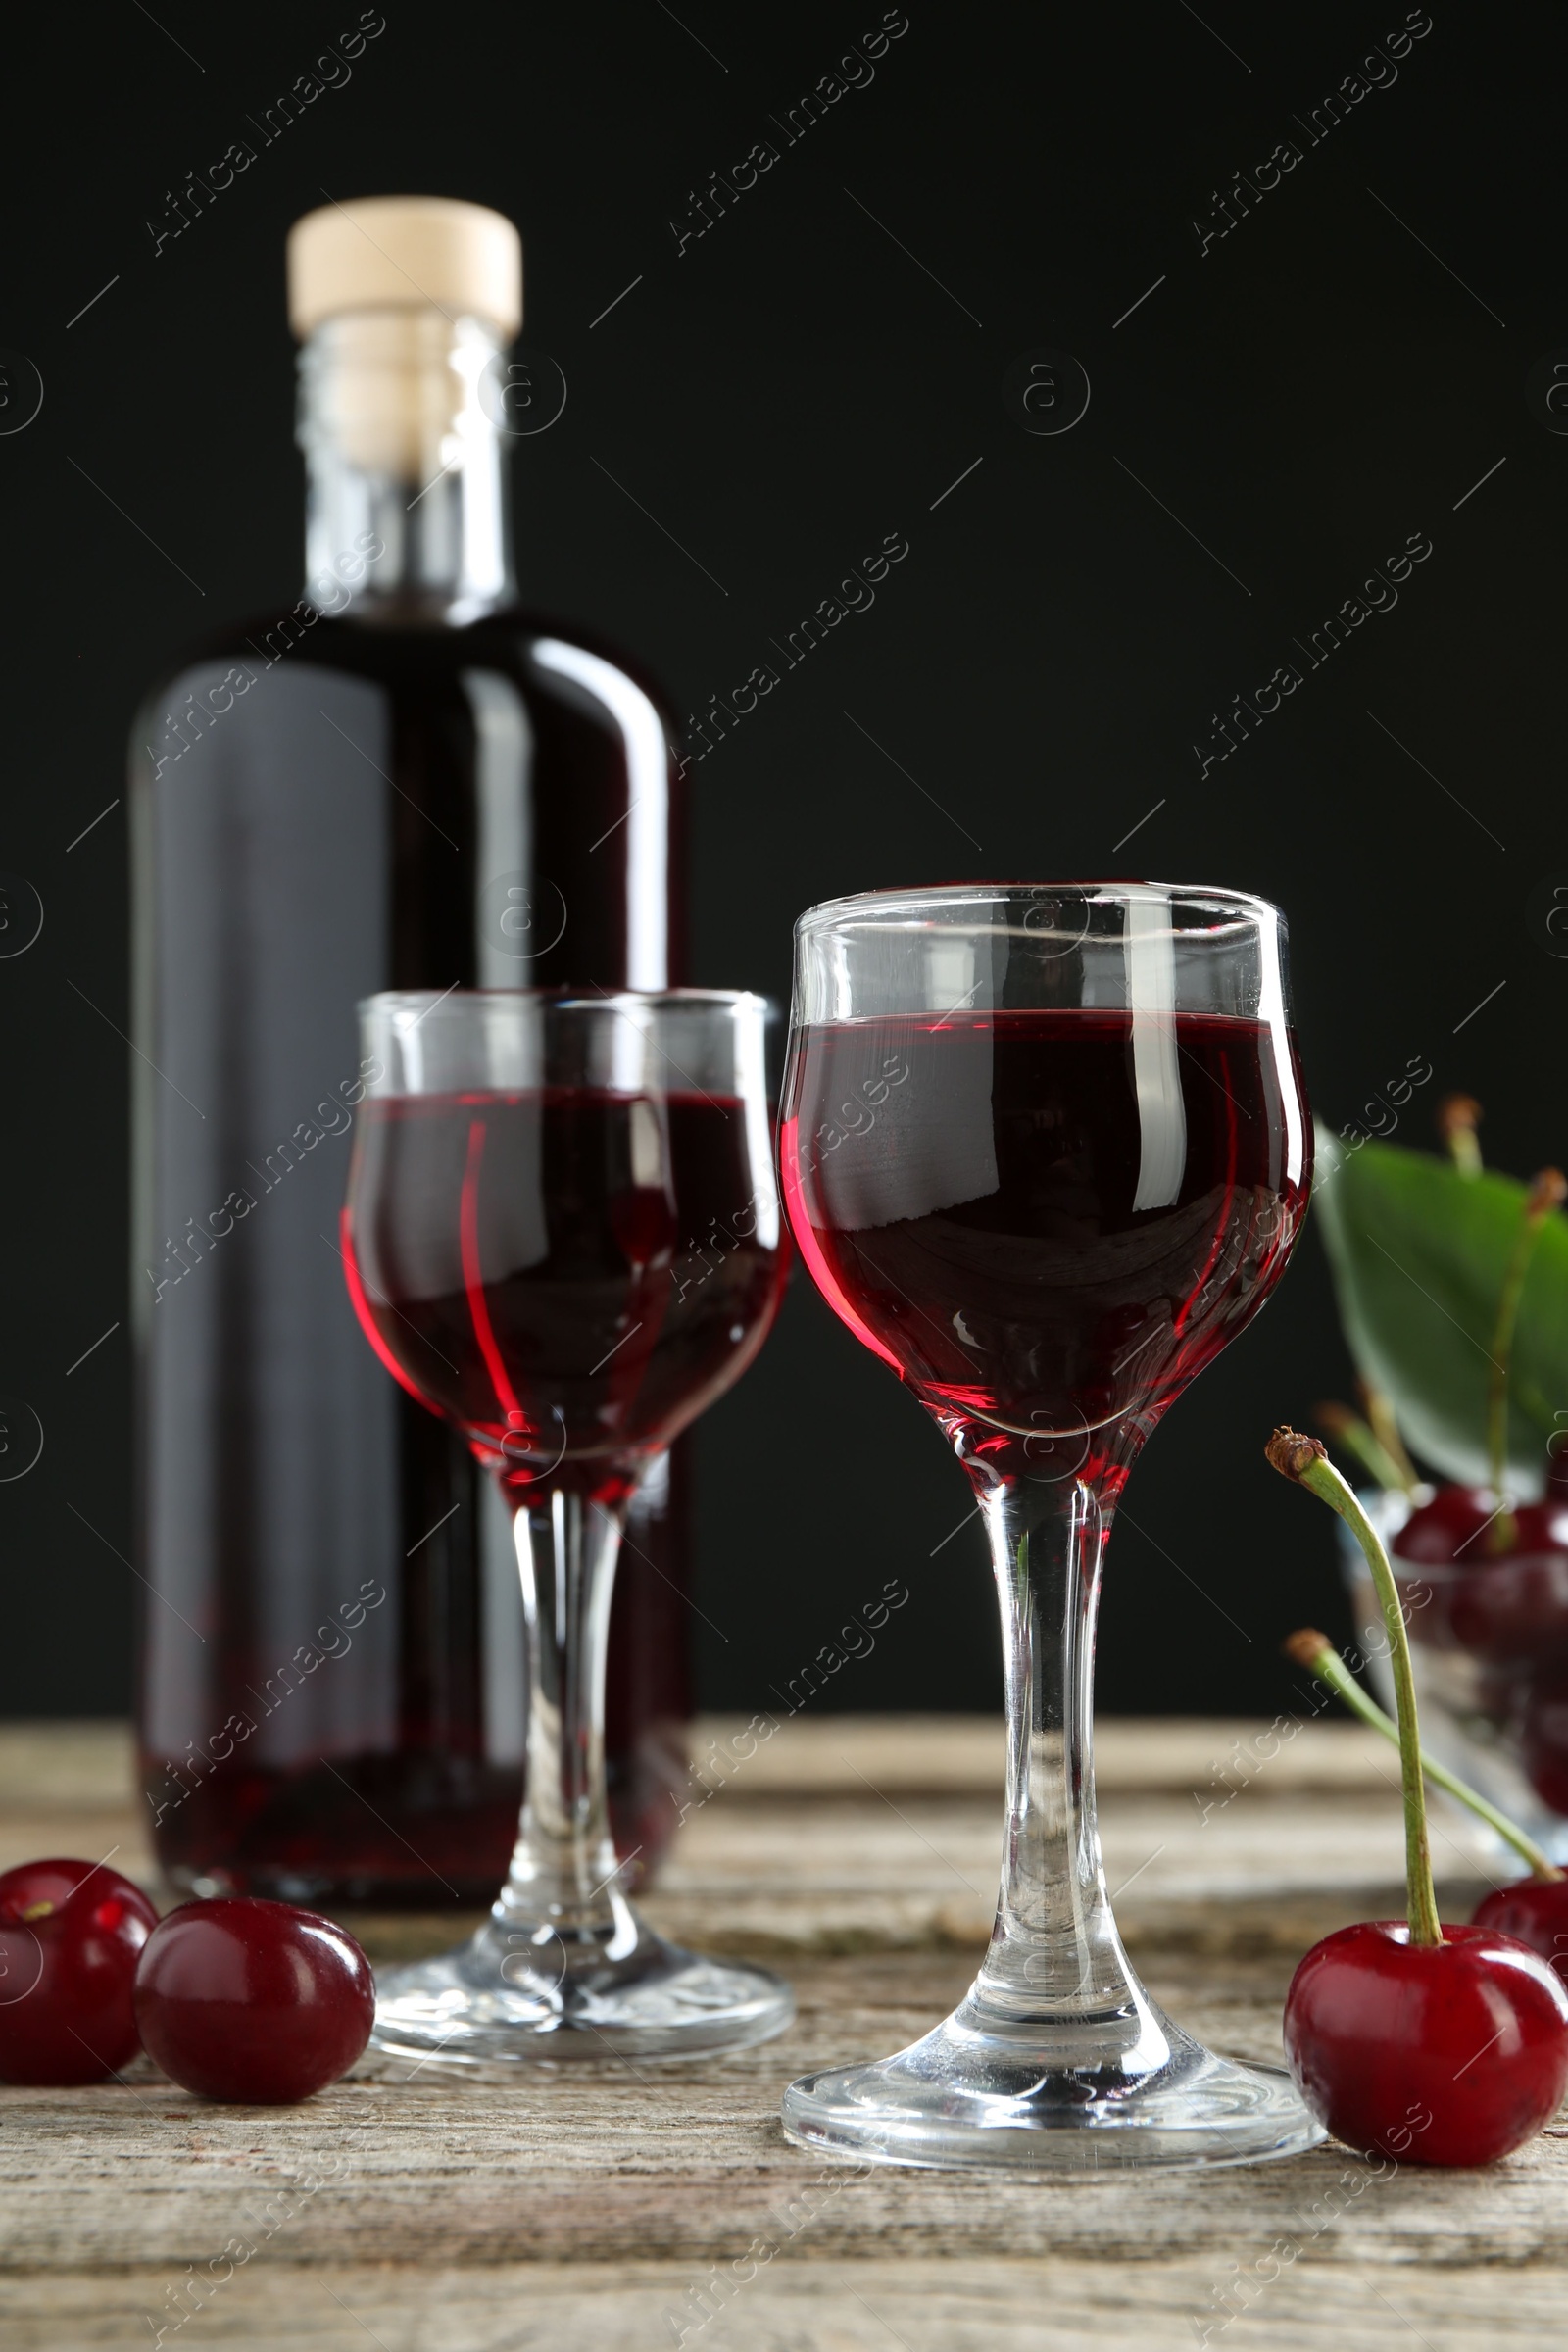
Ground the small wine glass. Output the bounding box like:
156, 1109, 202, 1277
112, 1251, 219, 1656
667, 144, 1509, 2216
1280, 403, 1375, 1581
342, 987, 793, 2064
777, 883, 1325, 2171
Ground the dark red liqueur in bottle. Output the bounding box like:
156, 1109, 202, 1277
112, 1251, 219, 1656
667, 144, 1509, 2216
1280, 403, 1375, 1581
132, 199, 693, 1903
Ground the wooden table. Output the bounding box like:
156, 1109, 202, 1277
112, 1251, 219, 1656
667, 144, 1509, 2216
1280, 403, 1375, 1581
1, 1716, 1560, 2349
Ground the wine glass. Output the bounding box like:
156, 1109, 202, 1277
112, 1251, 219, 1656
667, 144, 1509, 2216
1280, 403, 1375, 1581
777, 884, 1325, 2171
341, 988, 793, 2064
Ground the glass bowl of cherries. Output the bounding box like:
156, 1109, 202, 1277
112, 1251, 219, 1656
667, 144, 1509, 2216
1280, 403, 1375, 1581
1316, 1096, 1568, 1866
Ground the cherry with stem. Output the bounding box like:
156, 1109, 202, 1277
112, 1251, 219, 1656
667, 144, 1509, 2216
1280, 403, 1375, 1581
1269, 1428, 1568, 2165
1286, 1625, 1568, 1986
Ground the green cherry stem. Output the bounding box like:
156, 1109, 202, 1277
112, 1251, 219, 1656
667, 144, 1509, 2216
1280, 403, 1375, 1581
1284, 1626, 1563, 1884
1486, 1168, 1567, 1525
1437, 1092, 1484, 1179
1359, 1381, 1420, 1494
1266, 1428, 1443, 1947
1314, 1400, 1415, 1495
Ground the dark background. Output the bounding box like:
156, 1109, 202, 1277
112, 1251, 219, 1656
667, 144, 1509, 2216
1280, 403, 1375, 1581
1, 0, 1563, 1722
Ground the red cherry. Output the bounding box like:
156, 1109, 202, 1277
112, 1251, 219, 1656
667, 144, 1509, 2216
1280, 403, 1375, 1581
1393, 1488, 1568, 1666
1390, 1488, 1500, 1655
1472, 1880, 1568, 1987
1283, 1919, 1568, 2164
0, 1858, 158, 2084
1448, 1557, 1568, 1667
1393, 1485, 1501, 1565
134, 1898, 374, 2102
1509, 1500, 1568, 1553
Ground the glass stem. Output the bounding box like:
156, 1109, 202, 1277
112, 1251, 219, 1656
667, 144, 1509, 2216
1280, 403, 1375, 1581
968, 1471, 1147, 2030
492, 1483, 632, 1951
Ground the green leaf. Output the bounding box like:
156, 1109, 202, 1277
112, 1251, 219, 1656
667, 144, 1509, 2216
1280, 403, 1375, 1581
1312, 1125, 1568, 1495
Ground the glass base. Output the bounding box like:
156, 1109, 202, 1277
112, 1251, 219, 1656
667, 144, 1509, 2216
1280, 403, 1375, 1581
781, 2001, 1325, 2176
369, 1907, 794, 2069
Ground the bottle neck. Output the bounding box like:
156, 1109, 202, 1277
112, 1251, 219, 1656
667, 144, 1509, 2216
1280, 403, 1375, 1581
299, 310, 514, 622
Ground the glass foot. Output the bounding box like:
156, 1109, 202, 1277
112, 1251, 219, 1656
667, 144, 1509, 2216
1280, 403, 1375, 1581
782, 1999, 1325, 2175
369, 1905, 794, 2069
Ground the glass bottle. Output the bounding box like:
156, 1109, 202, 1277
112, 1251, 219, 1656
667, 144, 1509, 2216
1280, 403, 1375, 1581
130, 198, 691, 1902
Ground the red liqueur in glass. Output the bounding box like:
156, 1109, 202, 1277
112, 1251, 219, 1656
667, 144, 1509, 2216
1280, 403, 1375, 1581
342, 990, 793, 2067
774, 887, 1319, 2174
344, 1088, 786, 1488
781, 1006, 1307, 1481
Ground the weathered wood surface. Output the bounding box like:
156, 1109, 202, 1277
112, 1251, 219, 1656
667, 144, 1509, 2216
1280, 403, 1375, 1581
8, 2258, 1568, 2352
0, 1719, 1557, 2351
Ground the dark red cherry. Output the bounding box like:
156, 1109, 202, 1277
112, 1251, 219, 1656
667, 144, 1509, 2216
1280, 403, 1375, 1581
1393, 1489, 1568, 1666
0, 1857, 158, 2083
1495, 1508, 1568, 1658
134, 1898, 374, 2102
1449, 1557, 1568, 1667
1509, 1499, 1568, 1554
1472, 1879, 1568, 1987
1283, 1918, 1568, 2165
1393, 1485, 1502, 1565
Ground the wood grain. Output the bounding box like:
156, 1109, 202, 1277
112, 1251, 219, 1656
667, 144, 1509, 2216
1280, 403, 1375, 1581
0, 1719, 1550, 2350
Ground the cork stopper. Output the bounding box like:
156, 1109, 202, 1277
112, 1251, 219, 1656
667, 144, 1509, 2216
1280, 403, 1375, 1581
287, 196, 522, 339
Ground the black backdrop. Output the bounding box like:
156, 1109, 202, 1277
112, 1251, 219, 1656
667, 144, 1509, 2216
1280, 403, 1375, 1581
2, 0, 1564, 1721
